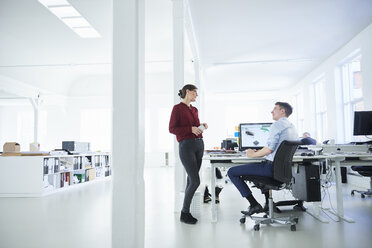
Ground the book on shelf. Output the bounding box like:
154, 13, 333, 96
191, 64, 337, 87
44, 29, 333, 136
1, 152, 22, 156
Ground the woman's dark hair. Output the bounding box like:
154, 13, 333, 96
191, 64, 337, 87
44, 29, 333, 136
178, 84, 198, 99
275, 102, 293, 117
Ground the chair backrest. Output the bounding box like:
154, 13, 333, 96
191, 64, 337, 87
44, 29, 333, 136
272, 140, 302, 183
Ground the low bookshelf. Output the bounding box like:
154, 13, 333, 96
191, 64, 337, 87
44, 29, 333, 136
0, 153, 111, 197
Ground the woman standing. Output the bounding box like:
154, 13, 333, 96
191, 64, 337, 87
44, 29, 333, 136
169, 84, 208, 224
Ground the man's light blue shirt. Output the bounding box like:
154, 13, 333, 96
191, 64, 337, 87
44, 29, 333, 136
265, 117, 298, 161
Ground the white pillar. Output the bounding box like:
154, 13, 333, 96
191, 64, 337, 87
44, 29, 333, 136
112, 0, 145, 247
172, 0, 186, 212
193, 60, 205, 116
29, 96, 39, 143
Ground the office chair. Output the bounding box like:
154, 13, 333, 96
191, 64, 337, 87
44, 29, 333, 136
351, 166, 372, 198
239, 140, 302, 231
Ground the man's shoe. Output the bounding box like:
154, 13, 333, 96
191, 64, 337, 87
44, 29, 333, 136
263, 203, 282, 213
241, 204, 264, 216
180, 212, 198, 224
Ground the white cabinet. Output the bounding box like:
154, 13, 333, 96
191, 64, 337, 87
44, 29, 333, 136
0, 153, 111, 197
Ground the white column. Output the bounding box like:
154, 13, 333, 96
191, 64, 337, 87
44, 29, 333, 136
193, 60, 204, 116
172, 0, 186, 212
29, 96, 39, 144
112, 0, 145, 247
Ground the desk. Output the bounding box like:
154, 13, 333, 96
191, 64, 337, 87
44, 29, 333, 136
326, 154, 372, 223
203, 153, 372, 222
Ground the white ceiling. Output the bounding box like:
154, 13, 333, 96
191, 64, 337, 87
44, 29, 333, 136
0, 0, 372, 96
188, 0, 372, 92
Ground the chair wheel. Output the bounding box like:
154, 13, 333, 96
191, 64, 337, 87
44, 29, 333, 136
294, 218, 299, 224
351, 191, 354, 196
361, 194, 365, 198
240, 217, 246, 224
291, 225, 296, 231
254, 224, 260, 231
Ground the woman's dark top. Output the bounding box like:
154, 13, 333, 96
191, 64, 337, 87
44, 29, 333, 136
169, 102, 202, 142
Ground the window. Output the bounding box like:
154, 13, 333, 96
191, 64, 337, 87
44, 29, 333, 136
341, 54, 363, 142
292, 92, 304, 136
80, 108, 112, 151
16, 110, 34, 149
312, 77, 327, 142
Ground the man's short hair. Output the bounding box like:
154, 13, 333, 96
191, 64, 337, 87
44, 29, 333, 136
275, 102, 293, 117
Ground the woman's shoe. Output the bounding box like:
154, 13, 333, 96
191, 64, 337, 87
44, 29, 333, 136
204, 195, 212, 203
203, 186, 212, 203
215, 186, 223, 204
180, 211, 198, 224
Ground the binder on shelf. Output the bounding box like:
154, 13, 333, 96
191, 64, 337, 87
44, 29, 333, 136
87, 168, 96, 181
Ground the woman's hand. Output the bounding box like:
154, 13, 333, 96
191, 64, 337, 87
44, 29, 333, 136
192, 126, 203, 136
202, 123, 208, 129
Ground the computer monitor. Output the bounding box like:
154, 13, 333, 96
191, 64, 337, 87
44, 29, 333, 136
239, 123, 272, 151
353, 111, 372, 135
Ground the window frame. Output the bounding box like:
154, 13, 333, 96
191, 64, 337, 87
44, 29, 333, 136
340, 53, 363, 142
312, 76, 327, 142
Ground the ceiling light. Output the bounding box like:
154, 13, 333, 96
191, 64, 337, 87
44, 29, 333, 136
38, 0, 102, 38
49, 6, 81, 18
62, 17, 90, 28
72, 27, 101, 38
38, 0, 70, 7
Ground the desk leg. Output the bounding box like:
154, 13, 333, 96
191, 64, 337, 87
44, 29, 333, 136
211, 164, 217, 222
305, 202, 329, 223
328, 158, 355, 223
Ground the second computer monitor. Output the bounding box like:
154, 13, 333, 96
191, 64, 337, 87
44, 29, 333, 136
353, 111, 372, 136
239, 123, 272, 151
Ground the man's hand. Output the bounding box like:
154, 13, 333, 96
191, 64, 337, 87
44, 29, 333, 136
246, 149, 256, 157
245, 147, 273, 158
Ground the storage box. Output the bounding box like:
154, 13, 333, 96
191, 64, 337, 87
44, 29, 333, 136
62, 141, 90, 153
3, 142, 20, 152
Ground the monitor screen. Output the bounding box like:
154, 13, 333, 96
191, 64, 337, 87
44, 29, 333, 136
353, 111, 372, 135
239, 123, 272, 151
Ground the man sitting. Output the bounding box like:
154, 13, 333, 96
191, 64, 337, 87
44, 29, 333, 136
227, 102, 298, 215
300, 132, 317, 145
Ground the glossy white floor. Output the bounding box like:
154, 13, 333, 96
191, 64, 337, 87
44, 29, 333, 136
1, 166, 372, 248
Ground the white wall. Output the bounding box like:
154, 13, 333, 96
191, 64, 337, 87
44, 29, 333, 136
143, 53, 195, 167
202, 91, 296, 149
0, 105, 34, 151
288, 23, 372, 143
0, 95, 112, 152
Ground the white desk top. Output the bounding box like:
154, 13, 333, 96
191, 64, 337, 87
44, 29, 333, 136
203, 152, 372, 163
